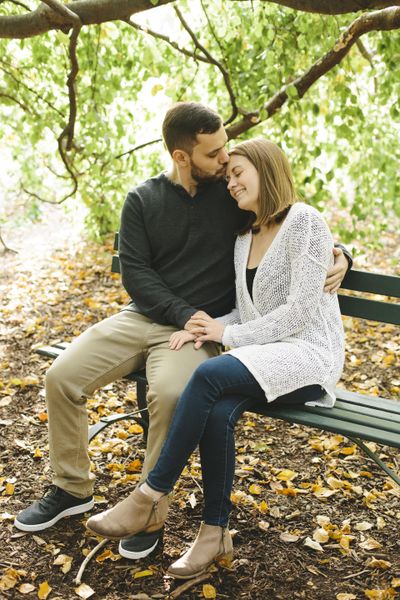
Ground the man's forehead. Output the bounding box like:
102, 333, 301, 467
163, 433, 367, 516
194, 128, 228, 152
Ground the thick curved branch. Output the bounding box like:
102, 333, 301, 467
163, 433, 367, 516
257, 0, 400, 14
173, 5, 238, 125
226, 6, 400, 138
1, 1, 400, 39
0, 0, 175, 39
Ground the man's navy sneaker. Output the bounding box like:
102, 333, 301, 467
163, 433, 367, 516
14, 485, 94, 532
118, 528, 163, 560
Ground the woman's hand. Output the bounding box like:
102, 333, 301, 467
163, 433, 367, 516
188, 313, 225, 344
169, 330, 196, 351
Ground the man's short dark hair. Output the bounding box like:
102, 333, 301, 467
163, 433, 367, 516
162, 102, 222, 156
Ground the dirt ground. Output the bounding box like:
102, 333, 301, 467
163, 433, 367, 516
0, 216, 399, 600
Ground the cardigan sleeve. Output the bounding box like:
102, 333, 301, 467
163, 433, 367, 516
222, 209, 334, 348
215, 306, 241, 326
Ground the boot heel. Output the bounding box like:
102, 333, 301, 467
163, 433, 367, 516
216, 551, 233, 568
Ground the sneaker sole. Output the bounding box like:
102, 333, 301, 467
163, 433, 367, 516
13, 499, 95, 532
118, 538, 159, 560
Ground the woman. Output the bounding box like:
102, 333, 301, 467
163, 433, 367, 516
86, 139, 345, 579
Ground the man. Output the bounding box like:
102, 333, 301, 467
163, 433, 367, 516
14, 103, 351, 560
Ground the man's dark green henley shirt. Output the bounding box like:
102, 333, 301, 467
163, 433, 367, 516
119, 173, 246, 330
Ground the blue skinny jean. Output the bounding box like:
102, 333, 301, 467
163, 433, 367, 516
147, 354, 323, 526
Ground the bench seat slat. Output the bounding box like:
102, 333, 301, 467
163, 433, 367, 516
301, 404, 400, 434
254, 405, 400, 448
334, 388, 400, 413
333, 401, 400, 426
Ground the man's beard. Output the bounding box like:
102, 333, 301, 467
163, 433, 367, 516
190, 160, 226, 184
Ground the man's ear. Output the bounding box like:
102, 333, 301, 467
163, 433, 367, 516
172, 149, 190, 167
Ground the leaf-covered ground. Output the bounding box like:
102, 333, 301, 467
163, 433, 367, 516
0, 218, 399, 600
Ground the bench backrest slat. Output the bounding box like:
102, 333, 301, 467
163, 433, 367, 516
341, 270, 400, 298
338, 294, 400, 325
112, 233, 400, 324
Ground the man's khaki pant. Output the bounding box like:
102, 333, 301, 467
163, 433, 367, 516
45, 311, 220, 498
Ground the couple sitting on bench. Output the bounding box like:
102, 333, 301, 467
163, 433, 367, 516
15, 103, 349, 579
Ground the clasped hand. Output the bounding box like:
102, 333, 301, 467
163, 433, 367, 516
168, 311, 225, 351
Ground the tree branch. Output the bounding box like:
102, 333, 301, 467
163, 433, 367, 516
124, 17, 211, 65
0, 0, 175, 39
226, 6, 400, 138
0, 0, 31, 10
115, 138, 162, 160
0, 89, 32, 112
257, 0, 400, 15
1, 1, 400, 39
0, 229, 17, 254
173, 5, 238, 125
0, 58, 65, 118
42, 0, 81, 150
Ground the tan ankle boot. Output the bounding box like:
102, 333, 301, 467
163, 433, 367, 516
167, 522, 233, 579
86, 487, 168, 540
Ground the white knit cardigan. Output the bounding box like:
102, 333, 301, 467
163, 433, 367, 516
219, 202, 345, 407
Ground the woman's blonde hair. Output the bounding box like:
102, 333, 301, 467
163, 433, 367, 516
229, 138, 298, 230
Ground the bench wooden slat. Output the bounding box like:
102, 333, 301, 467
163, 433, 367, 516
333, 401, 400, 426
304, 404, 400, 435
341, 270, 400, 297
334, 388, 400, 413
338, 295, 400, 325
254, 404, 400, 448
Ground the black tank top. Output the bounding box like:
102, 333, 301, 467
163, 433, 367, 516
246, 267, 257, 301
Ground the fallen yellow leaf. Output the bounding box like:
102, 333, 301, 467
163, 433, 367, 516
366, 558, 392, 570
359, 538, 382, 551
133, 569, 154, 579
37, 581, 52, 600
364, 589, 396, 599
33, 448, 43, 459
53, 553, 73, 574
203, 583, 217, 599
126, 459, 142, 472
4, 482, 15, 495
276, 469, 297, 482
248, 483, 262, 495
128, 423, 144, 434
75, 583, 95, 598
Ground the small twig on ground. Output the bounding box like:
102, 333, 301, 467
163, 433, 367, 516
168, 572, 212, 599
343, 569, 370, 579
74, 538, 107, 585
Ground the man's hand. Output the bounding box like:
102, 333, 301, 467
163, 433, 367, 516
324, 247, 348, 293
169, 330, 196, 351
184, 311, 210, 332
188, 313, 225, 346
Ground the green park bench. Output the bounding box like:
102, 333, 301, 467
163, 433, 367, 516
37, 233, 400, 486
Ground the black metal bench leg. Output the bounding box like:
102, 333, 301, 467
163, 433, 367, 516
348, 436, 400, 487
136, 378, 149, 439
